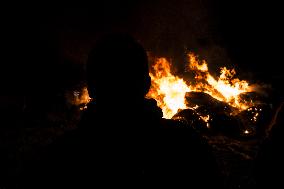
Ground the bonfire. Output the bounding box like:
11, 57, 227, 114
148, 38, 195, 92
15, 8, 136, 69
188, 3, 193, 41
146, 52, 267, 137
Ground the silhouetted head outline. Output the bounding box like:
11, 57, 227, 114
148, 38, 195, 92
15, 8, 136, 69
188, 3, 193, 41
87, 33, 151, 106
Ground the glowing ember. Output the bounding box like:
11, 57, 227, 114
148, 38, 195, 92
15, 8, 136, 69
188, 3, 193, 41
200, 115, 210, 123
189, 105, 199, 110
253, 113, 259, 122
200, 115, 210, 128
248, 107, 261, 122
147, 52, 255, 119
244, 130, 250, 134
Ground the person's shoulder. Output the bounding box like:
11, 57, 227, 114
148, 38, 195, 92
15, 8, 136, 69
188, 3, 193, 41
143, 98, 163, 118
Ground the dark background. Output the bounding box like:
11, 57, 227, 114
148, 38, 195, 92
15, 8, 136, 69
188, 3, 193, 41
2, 0, 284, 99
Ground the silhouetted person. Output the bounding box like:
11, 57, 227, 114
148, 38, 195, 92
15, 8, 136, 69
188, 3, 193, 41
78, 33, 164, 188
19, 33, 162, 188
20, 33, 223, 189
82, 33, 223, 188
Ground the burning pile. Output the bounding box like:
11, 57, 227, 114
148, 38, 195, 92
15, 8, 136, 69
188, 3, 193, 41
146, 53, 254, 118
146, 52, 267, 137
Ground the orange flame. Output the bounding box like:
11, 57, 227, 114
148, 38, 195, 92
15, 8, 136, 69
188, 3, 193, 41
146, 58, 190, 118
188, 53, 253, 110
68, 87, 91, 110
147, 52, 254, 119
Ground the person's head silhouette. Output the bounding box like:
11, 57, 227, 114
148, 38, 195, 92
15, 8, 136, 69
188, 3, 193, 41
87, 33, 151, 108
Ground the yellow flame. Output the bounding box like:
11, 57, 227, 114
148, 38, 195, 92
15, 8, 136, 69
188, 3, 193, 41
188, 53, 252, 110
146, 58, 190, 118
147, 52, 254, 119
189, 54, 208, 72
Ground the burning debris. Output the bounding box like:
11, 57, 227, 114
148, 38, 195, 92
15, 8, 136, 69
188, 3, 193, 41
147, 52, 269, 137
146, 52, 256, 118
66, 87, 91, 110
